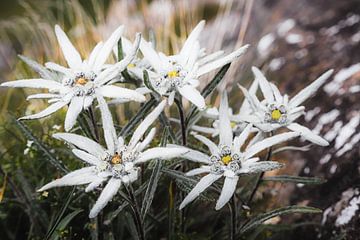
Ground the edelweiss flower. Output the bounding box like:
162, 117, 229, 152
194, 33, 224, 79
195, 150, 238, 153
176, 92, 300, 210
140, 20, 249, 109
37, 98, 188, 218
1, 25, 145, 131
239, 67, 333, 146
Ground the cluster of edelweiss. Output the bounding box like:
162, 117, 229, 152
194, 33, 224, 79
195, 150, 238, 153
1, 21, 333, 218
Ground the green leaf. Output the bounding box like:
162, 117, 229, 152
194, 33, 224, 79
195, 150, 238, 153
141, 127, 169, 220
117, 38, 138, 84
262, 175, 325, 185
143, 70, 160, 96
45, 187, 76, 240
119, 97, 157, 138
186, 63, 231, 126
12, 116, 69, 174
240, 205, 322, 234
49, 209, 83, 240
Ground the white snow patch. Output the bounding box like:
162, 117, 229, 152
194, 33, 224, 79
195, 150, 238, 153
257, 33, 275, 58
313, 109, 340, 134
305, 107, 321, 122
269, 57, 285, 71
320, 154, 332, 165
277, 19, 295, 37
335, 195, 360, 226
335, 114, 360, 150
336, 132, 360, 157
285, 33, 303, 44
324, 63, 360, 96
324, 120, 343, 142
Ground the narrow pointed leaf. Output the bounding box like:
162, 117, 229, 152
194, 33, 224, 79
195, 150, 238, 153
262, 175, 325, 185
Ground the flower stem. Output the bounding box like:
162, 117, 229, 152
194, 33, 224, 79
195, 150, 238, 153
174, 97, 187, 146
228, 195, 237, 240
87, 106, 99, 142
124, 184, 145, 240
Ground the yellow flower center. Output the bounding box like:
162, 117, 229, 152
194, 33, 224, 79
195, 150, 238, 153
111, 153, 122, 165
230, 122, 237, 128
167, 70, 179, 78
127, 63, 136, 68
221, 155, 232, 165
271, 109, 282, 121
75, 77, 88, 85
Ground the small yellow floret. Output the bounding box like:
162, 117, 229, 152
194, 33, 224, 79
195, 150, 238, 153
111, 153, 122, 165
76, 77, 88, 85
271, 109, 282, 121
167, 70, 179, 78
128, 63, 136, 68
221, 155, 232, 165
230, 122, 237, 128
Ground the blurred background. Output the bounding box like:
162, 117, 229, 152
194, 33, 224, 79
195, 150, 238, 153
0, 0, 359, 239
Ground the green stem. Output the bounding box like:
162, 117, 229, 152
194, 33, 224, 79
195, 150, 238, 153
124, 184, 145, 240
174, 98, 187, 146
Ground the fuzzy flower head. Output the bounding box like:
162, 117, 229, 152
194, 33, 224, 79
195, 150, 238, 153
178, 92, 300, 210
140, 20, 249, 109
239, 67, 333, 146
38, 98, 188, 218
1, 25, 145, 131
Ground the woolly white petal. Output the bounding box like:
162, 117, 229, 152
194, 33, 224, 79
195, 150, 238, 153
180, 20, 205, 60
140, 38, 163, 72
238, 84, 265, 113
239, 79, 259, 114
98, 85, 146, 102
215, 176, 238, 210
219, 92, 233, 147
179, 173, 222, 209
185, 166, 211, 176
88, 41, 104, 68
178, 85, 206, 110
289, 69, 333, 108
93, 26, 124, 69
19, 100, 68, 120
37, 167, 97, 191
85, 178, 105, 192
97, 95, 117, 154
129, 100, 166, 147
287, 123, 329, 146
27, 93, 59, 100
135, 147, 188, 163
252, 66, 274, 103
89, 178, 121, 218
138, 128, 156, 152
245, 132, 300, 159
197, 45, 249, 77
1, 79, 62, 90
270, 83, 283, 103
64, 97, 83, 132
233, 124, 252, 151
239, 161, 284, 174
197, 50, 224, 66
72, 149, 102, 166
54, 25, 82, 69
167, 145, 210, 164
45, 62, 72, 76
193, 134, 218, 156
53, 133, 105, 158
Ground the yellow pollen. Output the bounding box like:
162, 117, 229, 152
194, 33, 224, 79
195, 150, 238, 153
221, 155, 232, 165
76, 77, 88, 85
128, 63, 136, 68
167, 70, 179, 78
230, 122, 236, 128
271, 109, 282, 121
111, 153, 122, 165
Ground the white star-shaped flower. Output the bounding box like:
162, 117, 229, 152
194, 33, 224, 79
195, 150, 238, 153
1, 25, 145, 131
139, 20, 249, 109
37, 98, 188, 218
238, 67, 333, 146
176, 92, 300, 210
